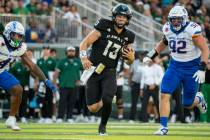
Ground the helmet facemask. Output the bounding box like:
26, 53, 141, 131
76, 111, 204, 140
168, 6, 188, 31
113, 14, 129, 29
168, 16, 186, 31
9, 32, 24, 48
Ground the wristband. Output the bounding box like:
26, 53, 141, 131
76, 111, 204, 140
80, 50, 87, 58
199, 61, 207, 71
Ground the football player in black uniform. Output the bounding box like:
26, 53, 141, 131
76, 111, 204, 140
79, 4, 135, 135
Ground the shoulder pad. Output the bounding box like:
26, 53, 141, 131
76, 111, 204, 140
186, 22, 202, 37
17, 42, 27, 56
162, 22, 170, 35
94, 18, 112, 32
125, 29, 135, 44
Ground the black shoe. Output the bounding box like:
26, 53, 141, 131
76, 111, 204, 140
98, 124, 107, 136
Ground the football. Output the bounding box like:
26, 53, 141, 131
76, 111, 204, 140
121, 45, 130, 60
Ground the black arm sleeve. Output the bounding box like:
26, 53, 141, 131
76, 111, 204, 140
162, 35, 168, 46
147, 49, 159, 60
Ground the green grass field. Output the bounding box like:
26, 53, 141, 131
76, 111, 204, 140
0, 122, 210, 140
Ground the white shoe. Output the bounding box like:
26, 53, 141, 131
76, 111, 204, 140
67, 119, 74, 123
99, 132, 108, 136
196, 92, 207, 113
170, 114, 176, 123
75, 114, 84, 122
37, 118, 45, 124
21, 117, 27, 123
5, 116, 21, 131
45, 118, 53, 124
52, 116, 56, 122
128, 120, 135, 124
185, 116, 192, 123
89, 116, 95, 123
56, 118, 63, 123
154, 127, 168, 135
83, 117, 89, 123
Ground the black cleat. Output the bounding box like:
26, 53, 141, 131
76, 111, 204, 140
98, 124, 107, 136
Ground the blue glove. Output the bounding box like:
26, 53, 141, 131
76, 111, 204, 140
44, 79, 57, 93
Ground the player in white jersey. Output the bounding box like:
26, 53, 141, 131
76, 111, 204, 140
143, 6, 209, 135
0, 21, 58, 131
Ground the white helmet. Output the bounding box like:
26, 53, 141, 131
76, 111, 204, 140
3, 21, 25, 48
168, 6, 189, 31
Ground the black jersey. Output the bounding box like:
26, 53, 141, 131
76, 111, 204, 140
89, 18, 135, 69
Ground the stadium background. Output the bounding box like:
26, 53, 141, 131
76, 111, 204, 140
0, 0, 210, 139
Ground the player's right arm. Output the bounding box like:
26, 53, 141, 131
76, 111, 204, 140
143, 37, 167, 64
79, 29, 101, 69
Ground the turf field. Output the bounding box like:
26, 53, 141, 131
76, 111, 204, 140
0, 122, 210, 140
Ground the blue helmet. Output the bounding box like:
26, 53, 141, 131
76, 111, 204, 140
168, 6, 189, 31
3, 21, 25, 48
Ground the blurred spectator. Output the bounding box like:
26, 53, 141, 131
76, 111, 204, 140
35, 2, 42, 15
143, 4, 155, 41
26, 49, 38, 119
43, 21, 57, 43
81, 17, 91, 38
152, 7, 162, 23
139, 57, 163, 122
53, 46, 82, 123
26, 0, 37, 15
40, 1, 51, 16
52, 0, 60, 9
50, 48, 57, 59
129, 52, 144, 122
36, 2, 51, 16
62, 4, 81, 38
25, 19, 42, 43
5, 0, 13, 13
115, 59, 129, 120
42, 0, 53, 5
204, 16, 210, 43
12, 0, 29, 15
0, 6, 5, 13
37, 46, 56, 124
59, 0, 69, 7
63, 4, 81, 21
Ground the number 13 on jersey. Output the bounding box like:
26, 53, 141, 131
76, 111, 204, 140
103, 40, 121, 60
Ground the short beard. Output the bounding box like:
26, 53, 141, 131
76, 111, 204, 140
114, 22, 125, 29
67, 55, 75, 59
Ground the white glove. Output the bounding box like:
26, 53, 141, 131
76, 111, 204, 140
193, 70, 205, 83
80, 66, 96, 85
52, 90, 60, 103
143, 57, 152, 64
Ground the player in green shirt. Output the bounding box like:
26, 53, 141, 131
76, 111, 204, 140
53, 46, 82, 123
36, 46, 56, 123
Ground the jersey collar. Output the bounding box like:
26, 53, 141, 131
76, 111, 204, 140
170, 22, 190, 35
112, 24, 126, 36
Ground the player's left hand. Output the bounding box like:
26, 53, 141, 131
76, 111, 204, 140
45, 79, 60, 101
121, 47, 134, 61
193, 70, 205, 83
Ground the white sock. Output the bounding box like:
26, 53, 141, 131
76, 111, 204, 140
8, 116, 16, 120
